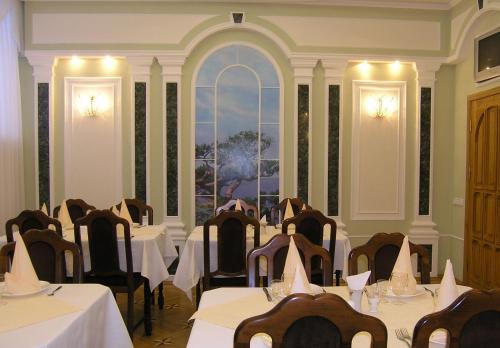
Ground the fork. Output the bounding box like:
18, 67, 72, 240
395, 329, 411, 347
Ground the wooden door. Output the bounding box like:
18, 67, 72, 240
465, 86, 500, 289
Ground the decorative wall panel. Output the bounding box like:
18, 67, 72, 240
37, 83, 50, 210
418, 87, 431, 215
297, 84, 309, 203
166, 82, 179, 216
135, 82, 147, 202
327, 85, 340, 216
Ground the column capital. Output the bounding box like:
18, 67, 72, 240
321, 57, 349, 81
290, 55, 317, 81
414, 60, 442, 87
157, 54, 186, 81
25, 51, 55, 82
126, 55, 154, 79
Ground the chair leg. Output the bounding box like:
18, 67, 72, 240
157, 282, 164, 309
335, 270, 341, 286
196, 280, 202, 309
127, 290, 134, 339
151, 288, 155, 305
144, 280, 152, 336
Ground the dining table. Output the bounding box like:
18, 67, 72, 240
187, 284, 471, 348
0, 223, 178, 291
0, 283, 132, 348
173, 225, 351, 300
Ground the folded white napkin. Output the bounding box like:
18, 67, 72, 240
235, 199, 242, 211
40, 203, 48, 216
346, 271, 371, 291
390, 236, 417, 294
119, 199, 133, 226
111, 205, 120, 216
283, 236, 311, 294
283, 199, 294, 220
436, 259, 459, 311
58, 200, 73, 230
260, 215, 267, 225
4, 235, 41, 294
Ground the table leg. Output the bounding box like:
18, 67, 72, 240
196, 280, 202, 308
158, 282, 164, 309
144, 280, 152, 336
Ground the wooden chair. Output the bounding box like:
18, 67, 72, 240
348, 232, 431, 285
115, 198, 153, 225
412, 289, 500, 348
234, 293, 387, 348
247, 233, 333, 287
115, 198, 162, 308
215, 199, 258, 218
278, 198, 311, 219
0, 229, 82, 284
202, 211, 260, 292
74, 210, 151, 338
53, 198, 96, 222
5, 210, 63, 243
282, 209, 337, 285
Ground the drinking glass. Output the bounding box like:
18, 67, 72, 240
365, 284, 380, 313
377, 279, 389, 303
389, 272, 408, 305
270, 279, 283, 299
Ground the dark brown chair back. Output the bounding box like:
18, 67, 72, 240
348, 232, 431, 284
74, 210, 133, 281
215, 199, 258, 218
234, 293, 387, 348
0, 229, 82, 283
203, 211, 260, 290
282, 209, 337, 273
115, 198, 153, 225
5, 210, 63, 243
53, 199, 96, 222
279, 198, 310, 218
247, 233, 333, 287
412, 289, 500, 348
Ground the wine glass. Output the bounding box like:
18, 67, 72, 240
389, 272, 408, 305
377, 279, 389, 303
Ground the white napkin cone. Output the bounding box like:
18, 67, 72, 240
4, 235, 41, 294
260, 215, 267, 225
302, 203, 306, 211
283, 236, 311, 294
58, 200, 73, 230
119, 199, 133, 226
390, 236, 417, 294
436, 259, 459, 311
346, 271, 371, 291
40, 203, 48, 216
111, 205, 120, 216
283, 199, 294, 220
235, 199, 242, 211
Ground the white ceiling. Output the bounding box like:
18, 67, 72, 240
23, 0, 459, 11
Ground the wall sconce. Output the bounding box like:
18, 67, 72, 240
366, 95, 397, 119
76, 93, 108, 117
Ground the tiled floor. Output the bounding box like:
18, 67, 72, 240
116, 282, 196, 348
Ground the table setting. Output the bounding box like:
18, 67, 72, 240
187, 234, 468, 348
0, 234, 132, 348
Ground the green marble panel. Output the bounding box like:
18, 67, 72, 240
166, 83, 179, 216
419, 87, 431, 215
297, 84, 309, 203
135, 82, 147, 202
38, 83, 50, 211
327, 85, 340, 216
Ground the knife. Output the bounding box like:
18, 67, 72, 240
262, 287, 272, 302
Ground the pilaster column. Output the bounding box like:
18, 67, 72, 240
25, 52, 56, 212
157, 54, 187, 250
290, 56, 317, 204
410, 60, 442, 276
322, 58, 348, 235
127, 56, 153, 206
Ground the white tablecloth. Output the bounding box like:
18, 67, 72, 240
173, 226, 351, 299
65, 225, 177, 290
0, 283, 132, 348
187, 285, 471, 348
0, 225, 178, 291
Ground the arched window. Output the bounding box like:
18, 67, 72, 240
194, 45, 280, 224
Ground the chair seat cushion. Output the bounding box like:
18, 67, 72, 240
85, 272, 145, 289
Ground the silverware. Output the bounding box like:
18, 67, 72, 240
395, 328, 411, 347
423, 287, 435, 298
321, 287, 326, 293
262, 287, 272, 302
48, 285, 62, 296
